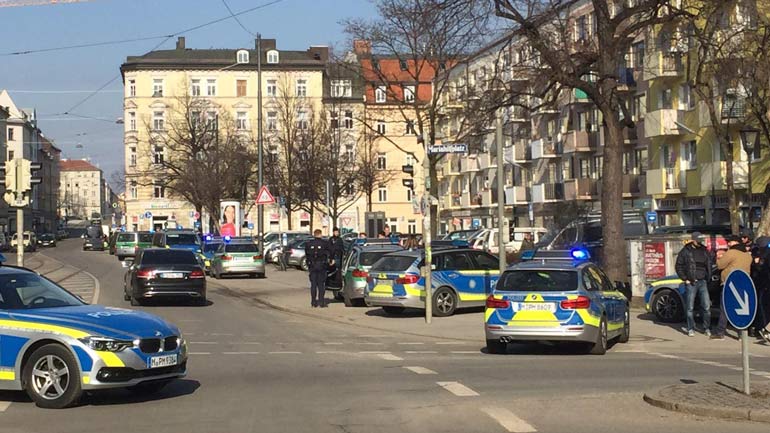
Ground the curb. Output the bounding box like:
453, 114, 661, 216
644, 386, 770, 423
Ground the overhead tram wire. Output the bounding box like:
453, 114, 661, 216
221, 0, 257, 37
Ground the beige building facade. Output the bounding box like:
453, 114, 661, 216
59, 159, 105, 222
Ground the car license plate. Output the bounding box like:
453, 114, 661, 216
236, 256, 251, 261
149, 354, 178, 369
161, 272, 184, 279
374, 279, 392, 286
514, 302, 556, 312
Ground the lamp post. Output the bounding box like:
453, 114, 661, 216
740, 127, 760, 232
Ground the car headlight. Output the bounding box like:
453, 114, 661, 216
79, 336, 134, 352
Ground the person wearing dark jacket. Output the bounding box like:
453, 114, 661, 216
675, 232, 713, 337
328, 227, 345, 288
741, 230, 754, 253
305, 229, 331, 308
711, 235, 753, 339
751, 236, 770, 343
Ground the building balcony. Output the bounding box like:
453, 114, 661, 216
477, 153, 495, 170
647, 167, 686, 195
531, 137, 560, 159
532, 183, 564, 203
480, 189, 495, 207
562, 130, 592, 153
623, 173, 642, 197
512, 139, 532, 163
700, 161, 749, 191
460, 193, 471, 209
505, 185, 530, 205
644, 109, 686, 138
460, 156, 479, 173
644, 52, 685, 81
721, 97, 747, 124
449, 193, 462, 209
564, 178, 599, 200
617, 66, 636, 90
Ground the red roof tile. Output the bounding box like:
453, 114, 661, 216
59, 159, 100, 172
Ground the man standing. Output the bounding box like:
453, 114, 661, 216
305, 229, 331, 308
328, 227, 344, 289
711, 235, 753, 339
519, 232, 535, 252
741, 230, 754, 253
750, 236, 770, 342
675, 232, 713, 337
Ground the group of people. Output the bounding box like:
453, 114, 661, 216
675, 231, 770, 342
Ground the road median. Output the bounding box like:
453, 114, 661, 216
644, 382, 770, 423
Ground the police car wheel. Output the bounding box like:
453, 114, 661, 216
433, 287, 458, 317
618, 309, 630, 343
23, 344, 82, 409
486, 339, 507, 355
300, 259, 309, 271
589, 317, 608, 355
652, 289, 684, 323
128, 379, 172, 395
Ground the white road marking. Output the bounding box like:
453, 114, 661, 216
324, 342, 343, 345
188, 352, 211, 355
451, 351, 481, 354
437, 381, 479, 397
398, 342, 425, 345
190, 342, 218, 345
435, 341, 470, 345
356, 342, 385, 345
223, 352, 260, 355
268, 351, 302, 354
481, 407, 537, 433
405, 351, 438, 354
403, 366, 437, 375
377, 354, 404, 361
315, 351, 342, 354
359, 351, 390, 354
0, 401, 10, 412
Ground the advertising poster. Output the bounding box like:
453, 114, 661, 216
220, 200, 240, 237
644, 242, 666, 280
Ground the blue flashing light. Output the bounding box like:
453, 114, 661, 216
204, 234, 213, 242
223, 235, 232, 243
354, 238, 367, 246
520, 249, 536, 261
450, 239, 469, 248
570, 247, 590, 261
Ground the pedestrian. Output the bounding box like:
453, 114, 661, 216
519, 232, 535, 252
711, 235, 753, 339
675, 232, 713, 337
404, 234, 419, 250
741, 230, 754, 253
328, 227, 344, 288
379, 226, 391, 238
750, 236, 770, 343
305, 229, 331, 308
358, 232, 367, 239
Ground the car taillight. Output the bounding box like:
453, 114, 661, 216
136, 268, 155, 279
367, 275, 374, 283
222, 255, 233, 261
189, 269, 205, 279
253, 255, 263, 261
352, 269, 368, 278
560, 296, 591, 309
396, 274, 420, 284
486, 295, 510, 309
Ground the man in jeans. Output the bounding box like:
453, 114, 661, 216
675, 232, 713, 337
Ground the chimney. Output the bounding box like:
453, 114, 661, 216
176, 37, 186, 50
353, 39, 371, 55
257, 38, 277, 51
307, 46, 329, 63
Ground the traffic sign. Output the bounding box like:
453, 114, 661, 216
112, 203, 118, 209
646, 211, 657, 223
723, 269, 757, 330
144, 211, 152, 219
248, 223, 254, 230
256, 186, 275, 205
427, 143, 467, 154
194, 211, 200, 220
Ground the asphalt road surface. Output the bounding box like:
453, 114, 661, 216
1, 239, 769, 433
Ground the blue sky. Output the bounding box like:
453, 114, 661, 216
0, 0, 376, 187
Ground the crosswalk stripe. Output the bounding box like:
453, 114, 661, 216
437, 381, 479, 397
481, 407, 537, 432
404, 366, 437, 375
0, 402, 10, 412
377, 353, 403, 361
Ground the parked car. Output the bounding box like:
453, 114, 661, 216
283, 238, 313, 270
12, 231, 37, 252
82, 225, 104, 251
115, 231, 153, 261
264, 231, 311, 263
201, 238, 223, 274
442, 229, 480, 241
37, 233, 57, 247
210, 240, 265, 279
123, 248, 206, 306
644, 274, 722, 323
468, 227, 548, 254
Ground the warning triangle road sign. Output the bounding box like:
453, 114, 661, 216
255, 186, 275, 205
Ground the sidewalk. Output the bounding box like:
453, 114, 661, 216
5, 251, 99, 304
644, 382, 770, 423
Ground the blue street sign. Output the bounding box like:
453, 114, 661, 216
646, 211, 657, 223
278, 196, 286, 206
194, 221, 201, 228
472, 218, 481, 229
144, 211, 152, 219
723, 269, 758, 330
248, 223, 254, 230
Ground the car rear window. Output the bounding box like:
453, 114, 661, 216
359, 251, 393, 266
204, 243, 222, 253
370, 255, 418, 272
226, 243, 259, 253
138, 233, 154, 242
86, 226, 102, 238
117, 233, 135, 242
497, 270, 578, 292
141, 250, 197, 265
166, 233, 199, 245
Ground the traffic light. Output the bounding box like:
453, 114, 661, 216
402, 178, 414, 189
22, 160, 43, 191
401, 164, 414, 191
0, 160, 16, 192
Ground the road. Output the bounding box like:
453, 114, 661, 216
1, 239, 769, 433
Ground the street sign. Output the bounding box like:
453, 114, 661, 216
646, 211, 657, 223
144, 211, 152, 219
256, 186, 275, 205
194, 211, 200, 220
112, 203, 118, 209
194, 221, 201, 229
723, 269, 757, 330
248, 222, 254, 230
427, 144, 467, 154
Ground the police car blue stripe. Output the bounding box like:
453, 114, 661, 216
72, 346, 93, 372
0, 336, 28, 368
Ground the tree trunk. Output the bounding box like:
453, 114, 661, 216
724, 138, 740, 235
286, 207, 293, 230
601, 116, 627, 283
757, 185, 770, 236
429, 156, 440, 237
366, 190, 373, 213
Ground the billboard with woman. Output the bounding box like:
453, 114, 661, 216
220, 200, 240, 237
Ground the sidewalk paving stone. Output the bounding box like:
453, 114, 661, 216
644, 382, 770, 423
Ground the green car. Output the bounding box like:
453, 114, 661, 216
114, 231, 153, 261
211, 241, 265, 279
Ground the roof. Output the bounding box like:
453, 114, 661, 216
59, 159, 100, 172
122, 47, 328, 73
354, 244, 404, 252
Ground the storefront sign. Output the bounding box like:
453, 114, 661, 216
644, 242, 666, 280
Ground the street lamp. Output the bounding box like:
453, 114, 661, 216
740, 126, 760, 232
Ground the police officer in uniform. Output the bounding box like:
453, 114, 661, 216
328, 227, 345, 288
305, 229, 331, 307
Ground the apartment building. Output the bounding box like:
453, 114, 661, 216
38, 137, 61, 232
0, 106, 7, 233
120, 37, 328, 232
59, 159, 105, 221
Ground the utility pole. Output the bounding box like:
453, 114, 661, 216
257, 34, 265, 253
421, 132, 432, 324
496, 111, 506, 273
2, 158, 42, 267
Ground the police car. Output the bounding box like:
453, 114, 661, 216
340, 239, 404, 307
484, 249, 629, 355
365, 242, 500, 316
0, 258, 187, 408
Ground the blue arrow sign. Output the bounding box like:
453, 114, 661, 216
144, 211, 153, 219
646, 211, 657, 223
722, 269, 757, 330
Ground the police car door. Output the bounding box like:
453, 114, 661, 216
468, 251, 501, 296
437, 251, 483, 305
585, 266, 617, 326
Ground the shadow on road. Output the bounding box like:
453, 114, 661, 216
364, 306, 484, 318
83, 379, 201, 406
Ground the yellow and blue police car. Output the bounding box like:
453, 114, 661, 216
0, 259, 187, 408
484, 249, 629, 355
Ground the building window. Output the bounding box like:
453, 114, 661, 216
344, 111, 353, 129
297, 110, 308, 130
345, 144, 355, 162
632, 41, 645, 69
678, 84, 693, 110
579, 158, 590, 178
403, 85, 415, 102
267, 50, 279, 64
267, 111, 277, 131
376, 120, 386, 135
592, 156, 604, 179
152, 111, 165, 131
236, 79, 247, 97
407, 188, 415, 202
399, 59, 408, 71
129, 147, 137, 167
236, 111, 248, 130
634, 94, 646, 120
266, 79, 277, 97
206, 111, 218, 128
7, 150, 14, 161
153, 181, 165, 198
152, 79, 163, 97
128, 111, 136, 131
407, 219, 417, 234
296, 79, 307, 97
331, 80, 352, 98
236, 50, 249, 64
330, 112, 339, 129
406, 153, 415, 166
191, 79, 201, 96
377, 152, 387, 170
153, 145, 165, 165
378, 186, 388, 202
129, 181, 137, 199
375, 86, 387, 103
206, 79, 217, 96
128, 79, 136, 97
7, 127, 13, 141
405, 120, 416, 135
681, 140, 697, 170
660, 88, 673, 109
635, 148, 648, 173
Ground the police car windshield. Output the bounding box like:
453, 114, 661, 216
360, 251, 393, 267
264, 233, 279, 243
0, 273, 84, 310
370, 255, 417, 272
166, 234, 200, 245
117, 233, 134, 242
226, 243, 259, 253
498, 270, 578, 292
